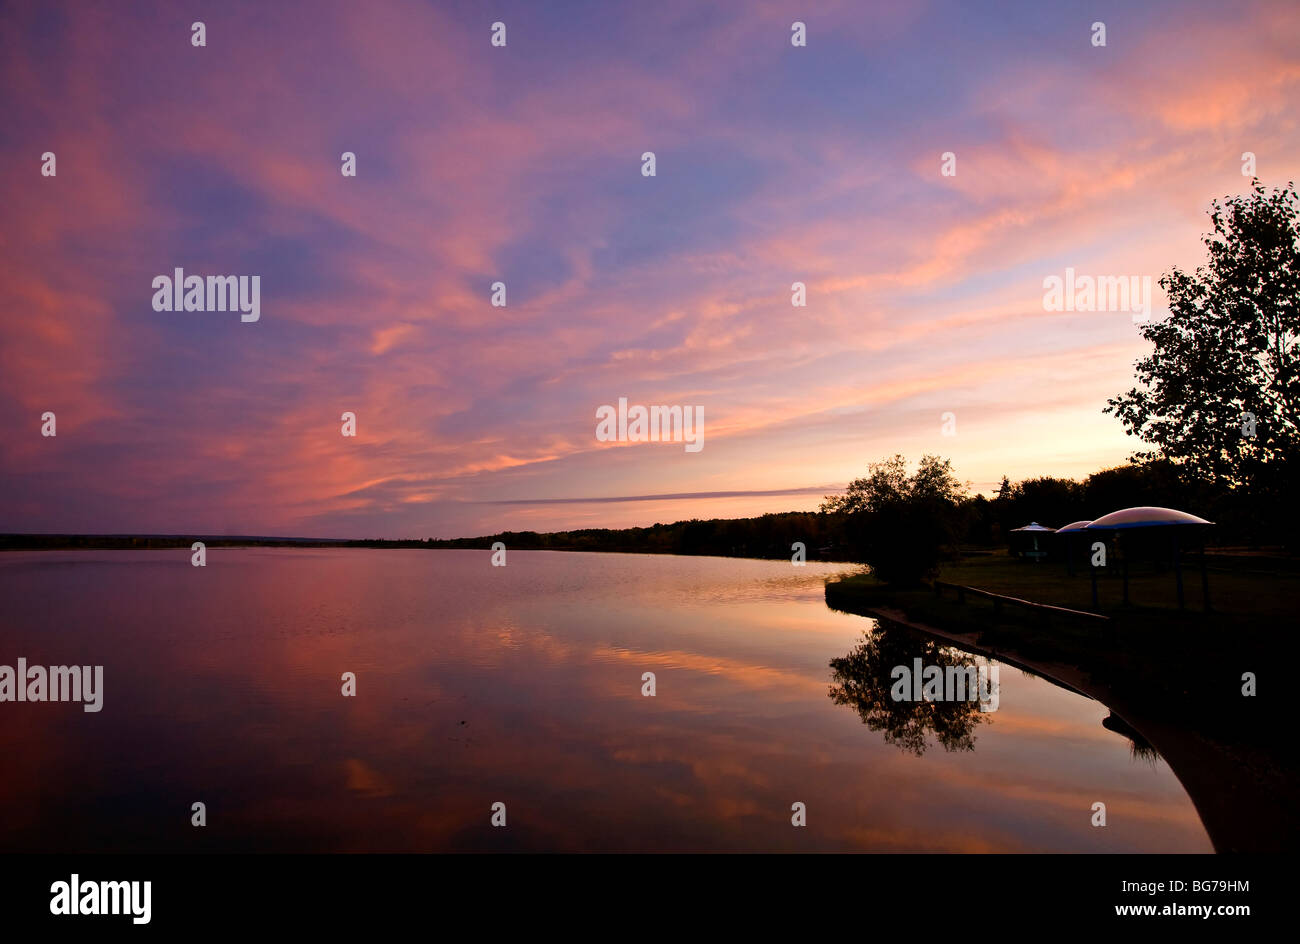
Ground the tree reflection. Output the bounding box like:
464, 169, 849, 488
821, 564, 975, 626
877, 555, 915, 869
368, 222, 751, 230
828, 622, 991, 755
1101, 711, 1160, 764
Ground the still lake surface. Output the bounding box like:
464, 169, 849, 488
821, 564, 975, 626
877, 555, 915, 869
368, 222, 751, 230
0, 548, 1211, 852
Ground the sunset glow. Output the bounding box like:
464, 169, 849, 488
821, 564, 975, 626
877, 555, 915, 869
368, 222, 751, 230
3, 0, 1298, 537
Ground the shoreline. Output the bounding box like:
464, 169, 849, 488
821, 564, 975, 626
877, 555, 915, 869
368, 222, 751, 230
829, 590, 1296, 853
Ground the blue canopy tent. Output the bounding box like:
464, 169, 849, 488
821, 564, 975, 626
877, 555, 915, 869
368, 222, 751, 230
1083, 507, 1214, 611
1055, 519, 1093, 576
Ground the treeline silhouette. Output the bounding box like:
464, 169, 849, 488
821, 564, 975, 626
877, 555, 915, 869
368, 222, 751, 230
3, 459, 1290, 558
968, 459, 1293, 548
0, 534, 360, 550
440, 461, 1291, 560
426, 511, 849, 560
0, 514, 845, 558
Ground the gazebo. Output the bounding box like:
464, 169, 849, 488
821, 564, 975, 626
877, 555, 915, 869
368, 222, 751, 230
1009, 522, 1055, 562
1084, 506, 1214, 611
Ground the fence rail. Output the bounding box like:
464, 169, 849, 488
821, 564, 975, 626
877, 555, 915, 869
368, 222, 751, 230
933, 581, 1110, 621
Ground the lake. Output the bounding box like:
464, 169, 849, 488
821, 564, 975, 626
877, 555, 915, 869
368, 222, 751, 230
0, 548, 1211, 852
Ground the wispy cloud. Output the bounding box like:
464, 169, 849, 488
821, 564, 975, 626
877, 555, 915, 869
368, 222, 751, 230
2, 0, 1298, 536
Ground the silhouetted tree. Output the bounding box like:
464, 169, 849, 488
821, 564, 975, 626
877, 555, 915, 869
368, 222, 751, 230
821, 455, 965, 584
1106, 181, 1299, 496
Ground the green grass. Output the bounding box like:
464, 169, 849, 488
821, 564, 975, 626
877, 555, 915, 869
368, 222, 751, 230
925, 551, 1289, 621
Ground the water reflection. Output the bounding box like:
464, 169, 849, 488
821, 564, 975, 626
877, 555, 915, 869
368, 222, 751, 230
822, 609, 1279, 851
0, 549, 1214, 852
1101, 712, 1159, 764
828, 625, 991, 755
827, 621, 1162, 766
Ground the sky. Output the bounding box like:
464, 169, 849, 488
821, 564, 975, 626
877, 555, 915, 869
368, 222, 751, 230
1, 0, 1298, 538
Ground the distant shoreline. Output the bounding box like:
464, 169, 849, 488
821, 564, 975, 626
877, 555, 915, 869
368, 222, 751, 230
0, 512, 858, 561
1, 534, 400, 550
0, 533, 861, 563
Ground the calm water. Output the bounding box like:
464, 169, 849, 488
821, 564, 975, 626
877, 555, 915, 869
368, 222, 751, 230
0, 549, 1211, 852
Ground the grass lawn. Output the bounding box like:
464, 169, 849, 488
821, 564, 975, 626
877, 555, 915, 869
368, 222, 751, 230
929, 550, 1292, 622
